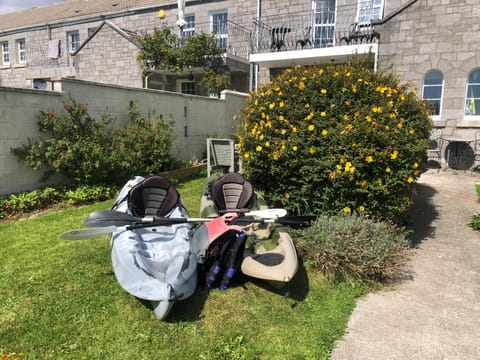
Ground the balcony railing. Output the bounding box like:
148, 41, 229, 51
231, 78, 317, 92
179, 20, 251, 60
251, 5, 380, 54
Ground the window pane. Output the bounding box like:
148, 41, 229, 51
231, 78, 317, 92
423, 86, 442, 99
424, 100, 440, 116
424, 71, 443, 85
468, 69, 480, 83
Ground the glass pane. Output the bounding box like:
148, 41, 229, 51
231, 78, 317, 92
465, 98, 480, 115
468, 69, 480, 84
423, 86, 442, 99
424, 100, 440, 116
424, 71, 443, 85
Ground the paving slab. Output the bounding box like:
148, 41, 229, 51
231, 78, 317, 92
331, 170, 480, 360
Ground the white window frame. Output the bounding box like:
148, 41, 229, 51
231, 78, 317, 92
210, 11, 228, 49
422, 70, 444, 120
67, 31, 80, 53
464, 68, 480, 119
357, 0, 384, 24
177, 79, 195, 95
181, 15, 196, 38
1, 41, 9, 66
17, 39, 26, 64
312, 0, 336, 48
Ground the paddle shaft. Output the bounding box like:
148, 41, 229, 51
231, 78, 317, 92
61, 215, 316, 240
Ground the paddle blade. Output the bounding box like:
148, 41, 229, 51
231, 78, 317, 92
277, 216, 317, 228
60, 225, 120, 240
84, 210, 140, 227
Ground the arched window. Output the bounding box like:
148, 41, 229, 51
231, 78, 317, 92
422, 70, 443, 117
465, 69, 480, 116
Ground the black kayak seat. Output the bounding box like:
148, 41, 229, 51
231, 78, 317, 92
128, 175, 179, 217
211, 173, 254, 211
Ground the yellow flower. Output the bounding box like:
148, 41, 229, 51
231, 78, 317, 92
343, 207, 351, 214
292, 126, 297, 133
292, 145, 298, 151
321, 88, 327, 94
359, 206, 365, 212
352, 85, 357, 93
321, 111, 326, 117
365, 115, 372, 122
309, 147, 316, 155
273, 151, 279, 160
322, 129, 328, 136
385, 167, 391, 173
265, 141, 270, 147
256, 145, 263, 152
407, 176, 414, 183
409, 129, 415, 135
298, 82, 305, 90
390, 150, 398, 160
279, 115, 285, 121
279, 101, 285, 108
281, 129, 287, 135
308, 124, 315, 131
413, 162, 419, 169
269, 103, 275, 109
284, 193, 290, 199
244, 153, 250, 159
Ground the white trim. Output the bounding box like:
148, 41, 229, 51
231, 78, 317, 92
249, 43, 377, 68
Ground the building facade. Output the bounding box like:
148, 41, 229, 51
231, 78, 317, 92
1, 0, 480, 168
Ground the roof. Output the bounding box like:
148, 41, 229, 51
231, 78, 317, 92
0, 0, 176, 33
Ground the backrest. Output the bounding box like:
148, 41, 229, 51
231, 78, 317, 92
128, 175, 179, 217
211, 172, 253, 211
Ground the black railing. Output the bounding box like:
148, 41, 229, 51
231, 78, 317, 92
251, 6, 380, 54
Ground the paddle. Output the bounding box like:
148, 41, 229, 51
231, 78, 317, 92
60, 215, 316, 240
83, 208, 287, 228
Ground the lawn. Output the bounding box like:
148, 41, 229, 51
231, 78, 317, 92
0, 175, 364, 359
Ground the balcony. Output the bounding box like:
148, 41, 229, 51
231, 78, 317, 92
249, 5, 380, 68
179, 20, 251, 72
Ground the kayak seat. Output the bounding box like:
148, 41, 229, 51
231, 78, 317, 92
211, 172, 254, 212
128, 175, 180, 217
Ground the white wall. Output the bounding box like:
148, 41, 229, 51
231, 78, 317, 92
0, 79, 248, 195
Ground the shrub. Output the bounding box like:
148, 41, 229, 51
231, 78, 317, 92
468, 212, 480, 231
235, 62, 431, 221
11, 98, 118, 185
114, 103, 178, 176
0, 184, 117, 219
293, 215, 411, 283
11, 99, 178, 186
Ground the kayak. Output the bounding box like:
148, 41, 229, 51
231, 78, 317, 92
197, 172, 298, 289
110, 175, 197, 320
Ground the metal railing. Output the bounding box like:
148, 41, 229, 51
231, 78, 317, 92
179, 20, 251, 60
250, 5, 380, 54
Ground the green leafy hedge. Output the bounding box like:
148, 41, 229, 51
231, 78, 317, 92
11, 99, 177, 186
0, 184, 116, 219
236, 62, 431, 220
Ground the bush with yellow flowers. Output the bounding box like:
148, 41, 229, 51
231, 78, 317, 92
236, 62, 431, 221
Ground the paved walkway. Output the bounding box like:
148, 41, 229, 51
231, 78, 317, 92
331, 170, 480, 360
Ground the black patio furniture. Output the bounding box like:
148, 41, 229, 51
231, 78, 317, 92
270, 26, 291, 51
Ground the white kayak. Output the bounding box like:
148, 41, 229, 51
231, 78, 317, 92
110, 175, 197, 320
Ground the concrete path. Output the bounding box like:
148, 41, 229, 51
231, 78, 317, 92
331, 170, 480, 360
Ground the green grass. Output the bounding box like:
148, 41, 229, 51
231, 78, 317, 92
0, 176, 364, 359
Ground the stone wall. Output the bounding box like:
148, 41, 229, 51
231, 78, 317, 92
376, 0, 480, 137
0, 78, 248, 195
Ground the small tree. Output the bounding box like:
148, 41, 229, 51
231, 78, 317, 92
236, 62, 431, 221
136, 26, 231, 96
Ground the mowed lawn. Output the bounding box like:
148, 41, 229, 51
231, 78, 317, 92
0, 176, 364, 359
